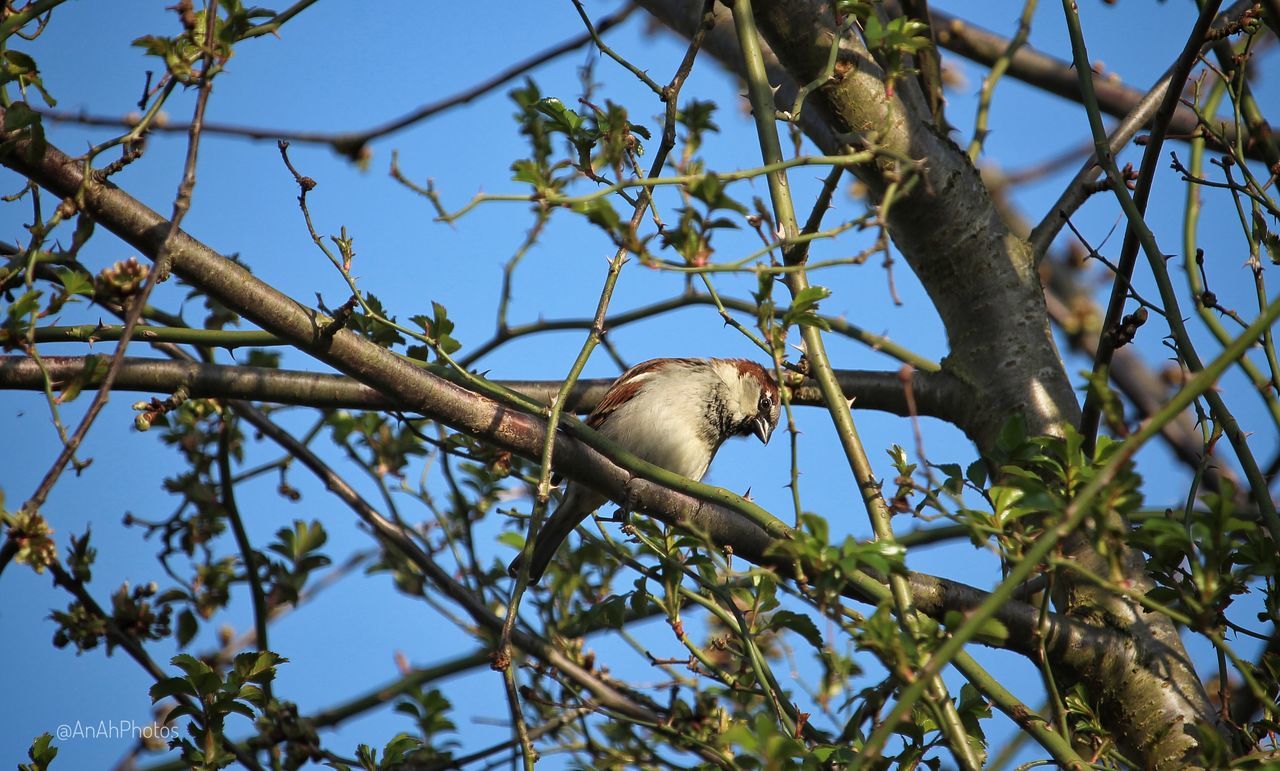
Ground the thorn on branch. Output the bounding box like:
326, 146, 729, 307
136, 71, 154, 112
321, 295, 358, 338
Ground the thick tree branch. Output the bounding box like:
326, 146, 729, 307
0, 355, 959, 419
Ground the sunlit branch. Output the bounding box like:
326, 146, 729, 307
0, 355, 960, 420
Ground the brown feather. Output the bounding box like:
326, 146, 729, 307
727, 359, 778, 398
585, 357, 701, 429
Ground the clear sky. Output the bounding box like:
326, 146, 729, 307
1, 1, 1276, 768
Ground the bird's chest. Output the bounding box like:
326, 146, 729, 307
600, 393, 717, 481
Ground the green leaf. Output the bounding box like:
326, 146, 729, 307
533, 97, 584, 135
19, 733, 58, 771
3, 50, 37, 72
0, 53, 55, 107
799, 511, 829, 544
56, 355, 106, 405
510, 158, 550, 188
770, 609, 824, 649
150, 676, 197, 702
790, 285, 831, 310
937, 462, 963, 495
175, 609, 198, 649
1253, 209, 1280, 265
496, 531, 525, 550
995, 413, 1027, 455
572, 197, 622, 233
887, 444, 914, 476
234, 649, 287, 683
865, 16, 932, 54
170, 653, 212, 679
3, 101, 40, 132
782, 285, 832, 330
965, 459, 987, 490
8, 288, 41, 320
354, 743, 378, 770
168, 654, 223, 697
53, 268, 94, 298
164, 704, 198, 722
629, 581, 651, 614
345, 293, 403, 349
409, 301, 462, 359
688, 174, 747, 214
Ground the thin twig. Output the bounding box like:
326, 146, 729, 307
38, 5, 636, 161
1078, 0, 1225, 452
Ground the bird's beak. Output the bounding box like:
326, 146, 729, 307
752, 416, 773, 445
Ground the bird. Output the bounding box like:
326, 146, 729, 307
508, 357, 781, 583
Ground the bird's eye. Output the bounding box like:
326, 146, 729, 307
759, 393, 771, 412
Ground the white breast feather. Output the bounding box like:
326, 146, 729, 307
598, 364, 716, 481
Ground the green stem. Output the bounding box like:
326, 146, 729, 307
1183, 80, 1280, 437
240, 0, 321, 38
33, 324, 282, 348
951, 650, 1089, 770
1061, 0, 1279, 542
967, 0, 1039, 162
0, 0, 67, 40
729, 1, 978, 768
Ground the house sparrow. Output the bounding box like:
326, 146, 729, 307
509, 357, 781, 583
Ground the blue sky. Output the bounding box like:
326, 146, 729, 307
2, 1, 1277, 768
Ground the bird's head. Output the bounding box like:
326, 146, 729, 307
715, 359, 780, 445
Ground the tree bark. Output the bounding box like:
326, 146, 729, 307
0, 355, 959, 419
634, 2, 1221, 766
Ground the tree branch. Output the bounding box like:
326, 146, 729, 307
36, 5, 635, 161
929, 5, 1273, 163
0, 355, 960, 419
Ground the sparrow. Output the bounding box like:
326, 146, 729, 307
508, 357, 781, 583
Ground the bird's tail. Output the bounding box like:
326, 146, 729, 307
507, 486, 605, 584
